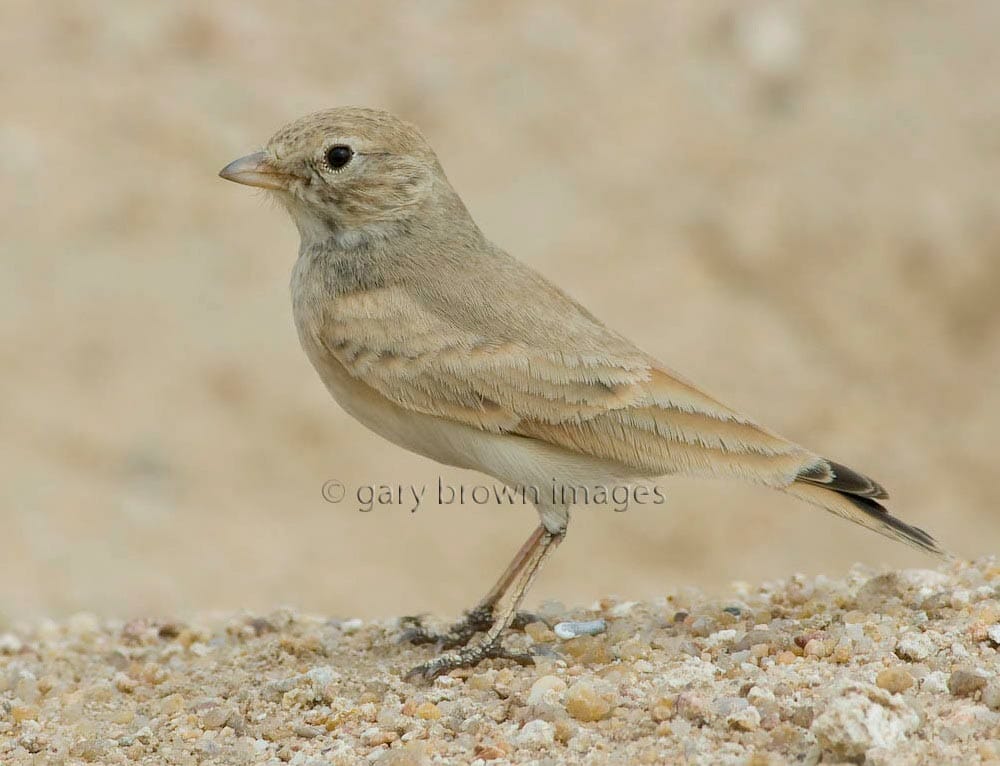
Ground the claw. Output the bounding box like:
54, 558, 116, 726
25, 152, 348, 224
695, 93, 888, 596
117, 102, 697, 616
399, 609, 544, 650
510, 611, 543, 630
405, 642, 536, 682
397, 606, 491, 649
397, 615, 441, 646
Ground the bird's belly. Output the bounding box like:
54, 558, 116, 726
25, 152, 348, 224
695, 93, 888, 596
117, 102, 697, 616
298, 332, 634, 493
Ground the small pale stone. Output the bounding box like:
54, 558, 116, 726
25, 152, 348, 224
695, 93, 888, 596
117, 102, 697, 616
512, 719, 555, 748
554, 619, 607, 640
361, 728, 399, 746
139, 662, 168, 685
803, 639, 829, 658
159, 693, 186, 715
675, 692, 710, 723
876, 667, 915, 694
414, 701, 441, 720
948, 669, 987, 697
564, 680, 613, 722
467, 670, 496, 691
373, 741, 427, 765
617, 637, 650, 660
986, 624, 1000, 646
69, 737, 106, 762
728, 705, 761, 731
113, 707, 135, 725
200, 705, 233, 730
524, 621, 556, 643
12, 705, 39, 722
831, 640, 852, 664
553, 717, 578, 743
922, 671, 950, 695
950, 589, 971, 609
113, 673, 136, 694
527, 675, 566, 706
811, 683, 918, 759
474, 744, 507, 760
895, 633, 933, 662
704, 628, 739, 649
650, 696, 674, 722
982, 679, 1000, 711
562, 635, 612, 665
687, 616, 717, 637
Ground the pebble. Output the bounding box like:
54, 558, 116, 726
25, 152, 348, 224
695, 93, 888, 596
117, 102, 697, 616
561, 635, 612, 665
12, 704, 39, 722
200, 705, 234, 729
948, 669, 987, 697
803, 638, 830, 658
811, 683, 918, 760
512, 719, 555, 748
675, 692, 711, 723
876, 667, 915, 694
922, 670, 951, 695
524, 621, 556, 643
564, 680, 613, 722
704, 628, 739, 649
982, 679, 1000, 711
727, 704, 761, 731
986, 624, 1000, 647
895, 632, 934, 662
361, 728, 398, 747
474, 744, 507, 760
527, 675, 566, 706
553, 619, 607, 640
414, 702, 442, 720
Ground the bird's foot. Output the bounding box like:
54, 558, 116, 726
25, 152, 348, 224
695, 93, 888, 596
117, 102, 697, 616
399, 607, 540, 650
404, 637, 535, 682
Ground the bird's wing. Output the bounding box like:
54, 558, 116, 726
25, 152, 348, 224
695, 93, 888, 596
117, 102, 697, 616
317, 281, 813, 487
316, 275, 943, 555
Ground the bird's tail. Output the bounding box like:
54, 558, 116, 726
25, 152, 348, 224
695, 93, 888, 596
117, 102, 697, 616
784, 459, 947, 556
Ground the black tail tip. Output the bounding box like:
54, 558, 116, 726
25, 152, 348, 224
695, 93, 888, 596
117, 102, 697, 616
842, 493, 946, 556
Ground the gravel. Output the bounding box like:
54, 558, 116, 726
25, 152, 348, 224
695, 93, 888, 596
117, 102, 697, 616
2, 559, 998, 765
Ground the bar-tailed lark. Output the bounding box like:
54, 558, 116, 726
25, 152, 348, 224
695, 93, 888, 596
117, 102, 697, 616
220, 107, 943, 680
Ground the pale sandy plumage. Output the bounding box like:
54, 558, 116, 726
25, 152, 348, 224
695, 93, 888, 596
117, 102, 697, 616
220, 107, 942, 677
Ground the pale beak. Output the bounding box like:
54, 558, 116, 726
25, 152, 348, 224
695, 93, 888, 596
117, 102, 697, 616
218, 151, 293, 190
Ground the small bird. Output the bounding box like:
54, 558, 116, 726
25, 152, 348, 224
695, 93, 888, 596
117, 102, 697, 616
220, 107, 944, 680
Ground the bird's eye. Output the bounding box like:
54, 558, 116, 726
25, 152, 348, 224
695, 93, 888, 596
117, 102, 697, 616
325, 145, 353, 170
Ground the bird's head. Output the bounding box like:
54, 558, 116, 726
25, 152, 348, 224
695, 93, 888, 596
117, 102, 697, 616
220, 107, 446, 247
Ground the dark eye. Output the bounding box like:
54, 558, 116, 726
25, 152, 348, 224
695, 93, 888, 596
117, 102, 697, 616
325, 144, 353, 170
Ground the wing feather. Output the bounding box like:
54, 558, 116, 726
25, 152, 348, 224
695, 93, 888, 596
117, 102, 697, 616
321, 286, 814, 485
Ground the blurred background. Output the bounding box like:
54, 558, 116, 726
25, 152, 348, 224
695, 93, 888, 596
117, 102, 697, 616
2, 1, 998, 624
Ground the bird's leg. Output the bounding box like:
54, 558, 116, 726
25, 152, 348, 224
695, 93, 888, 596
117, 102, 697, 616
405, 525, 564, 681
400, 526, 547, 649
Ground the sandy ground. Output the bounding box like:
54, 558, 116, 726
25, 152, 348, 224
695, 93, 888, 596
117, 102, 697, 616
2, 559, 999, 764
